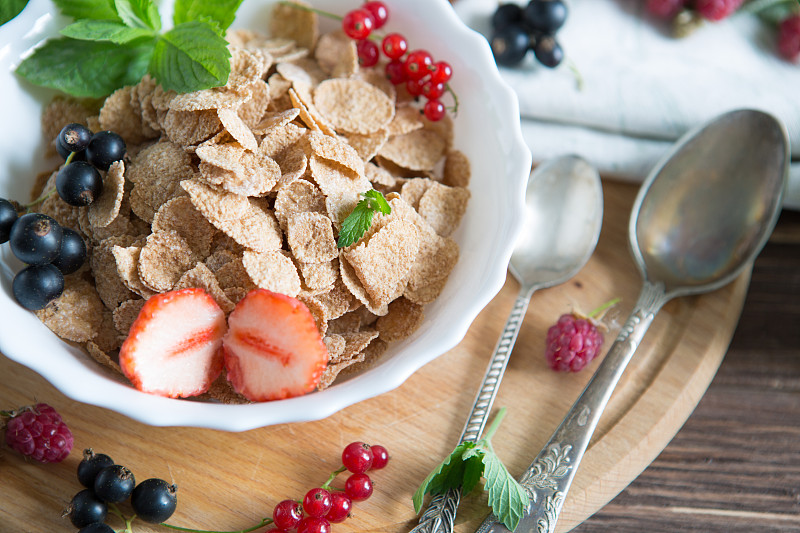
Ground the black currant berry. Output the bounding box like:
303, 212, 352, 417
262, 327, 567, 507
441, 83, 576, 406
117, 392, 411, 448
0, 198, 18, 244
86, 131, 126, 171
78, 523, 116, 533
492, 3, 524, 32
491, 25, 531, 67
9, 212, 63, 265
51, 227, 87, 275
56, 161, 103, 206
524, 0, 568, 33
77, 449, 116, 489
12, 264, 64, 310
131, 478, 178, 523
56, 137, 87, 161
94, 464, 135, 503
533, 35, 564, 67
65, 489, 107, 528
58, 123, 93, 154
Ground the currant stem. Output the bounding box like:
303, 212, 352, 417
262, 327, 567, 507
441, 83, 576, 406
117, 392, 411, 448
23, 187, 57, 210
321, 466, 348, 490
278, 1, 342, 21
160, 518, 273, 533
445, 83, 459, 115
108, 503, 135, 533
565, 57, 584, 91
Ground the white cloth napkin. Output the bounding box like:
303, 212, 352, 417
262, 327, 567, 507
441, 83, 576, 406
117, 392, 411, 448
453, 0, 800, 209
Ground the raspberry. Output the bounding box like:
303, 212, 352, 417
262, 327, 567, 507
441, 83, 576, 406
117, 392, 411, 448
545, 314, 604, 372
646, 0, 685, 19
778, 14, 800, 62
2, 403, 73, 463
693, 0, 744, 21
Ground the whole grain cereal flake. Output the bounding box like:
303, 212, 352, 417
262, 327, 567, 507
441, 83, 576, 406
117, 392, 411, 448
137, 230, 198, 292
242, 249, 301, 297
313, 78, 395, 135
285, 211, 337, 264
151, 195, 218, 259
88, 160, 126, 228
34, 277, 105, 343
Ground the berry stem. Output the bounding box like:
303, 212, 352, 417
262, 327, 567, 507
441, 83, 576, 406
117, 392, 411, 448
160, 518, 273, 533
320, 465, 348, 490
565, 57, 584, 91
22, 187, 57, 211
108, 503, 136, 533
587, 298, 621, 319
445, 84, 459, 115
278, 1, 342, 21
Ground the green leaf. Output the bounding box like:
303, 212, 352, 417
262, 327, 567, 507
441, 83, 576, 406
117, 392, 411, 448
148, 20, 231, 93
461, 453, 486, 495
481, 451, 530, 531
173, 0, 244, 32
60, 19, 154, 43
412, 442, 475, 513
0, 0, 29, 26
53, 0, 121, 21
115, 0, 161, 30
15, 36, 155, 98
336, 189, 392, 248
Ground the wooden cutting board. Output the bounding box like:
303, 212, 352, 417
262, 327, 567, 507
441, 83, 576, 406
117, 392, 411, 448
0, 180, 749, 533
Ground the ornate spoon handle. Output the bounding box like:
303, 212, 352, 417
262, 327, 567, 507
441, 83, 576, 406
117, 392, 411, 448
475, 280, 670, 533
410, 285, 536, 533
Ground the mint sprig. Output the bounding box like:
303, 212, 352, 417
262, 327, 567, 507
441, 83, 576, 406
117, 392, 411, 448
336, 190, 391, 248
413, 408, 530, 531
0, 0, 29, 26
16, 0, 243, 98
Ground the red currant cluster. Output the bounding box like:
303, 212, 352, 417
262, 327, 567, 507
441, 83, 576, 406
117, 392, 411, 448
268, 441, 389, 533
340, 1, 455, 122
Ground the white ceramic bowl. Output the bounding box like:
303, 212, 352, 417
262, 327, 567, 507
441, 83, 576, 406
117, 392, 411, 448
0, 0, 531, 430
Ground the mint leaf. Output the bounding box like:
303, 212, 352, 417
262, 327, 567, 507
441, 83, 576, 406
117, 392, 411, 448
482, 450, 530, 531
149, 20, 231, 93
15, 37, 154, 98
114, 0, 160, 30
61, 19, 154, 44
173, 0, 244, 32
412, 442, 475, 513
53, 0, 121, 21
0, 0, 29, 26
336, 190, 391, 248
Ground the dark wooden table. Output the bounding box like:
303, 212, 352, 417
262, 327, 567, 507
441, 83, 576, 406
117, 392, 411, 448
574, 209, 800, 532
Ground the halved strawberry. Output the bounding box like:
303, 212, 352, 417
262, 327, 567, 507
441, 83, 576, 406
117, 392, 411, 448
119, 288, 227, 398
223, 289, 329, 401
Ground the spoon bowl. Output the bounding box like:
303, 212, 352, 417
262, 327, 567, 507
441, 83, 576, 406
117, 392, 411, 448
512, 155, 603, 291
632, 109, 788, 296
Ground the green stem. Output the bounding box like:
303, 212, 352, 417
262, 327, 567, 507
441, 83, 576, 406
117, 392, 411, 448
23, 187, 57, 211
321, 466, 347, 490
481, 406, 507, 443
587, 298, 621, 319
278, 1, 342, 21
160, 518, 273, 533
445, 83, 459, 115
108, 503, 135, 533
565, 57, 584, 92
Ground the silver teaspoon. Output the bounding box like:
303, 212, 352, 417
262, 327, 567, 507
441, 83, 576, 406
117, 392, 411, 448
476, 109, 789, 533
411, 155, 603, 533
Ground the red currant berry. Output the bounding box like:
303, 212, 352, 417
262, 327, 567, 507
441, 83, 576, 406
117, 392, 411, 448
403, 50, 433, 80
265, 529, 288, 533
325, 493, 352, 523
423, 99, 447, 122
356, 39, 380, 67
342, 9, 374, 40
296, 516, 331, 533
422, 80, 446, 100
406, 77, 426, 97
430, 61, 453, 84
342, 441, 373, 473
385, 60, 406, 85
382, 33, 408, 60
272, 499, 303, 530
370, 444, 389, 470
303, 488, 333, 518
344, 472, 373, 501
363, 1, 389, 29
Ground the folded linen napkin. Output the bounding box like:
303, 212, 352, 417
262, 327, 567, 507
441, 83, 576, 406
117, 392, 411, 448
453, 0, 800, 209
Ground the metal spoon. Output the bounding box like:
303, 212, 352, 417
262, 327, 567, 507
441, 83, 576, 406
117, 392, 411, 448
411, 155, 603, 533
476, 109, 789, 533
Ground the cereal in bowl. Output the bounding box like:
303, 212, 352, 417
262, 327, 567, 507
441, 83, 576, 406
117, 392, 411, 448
21, 2, 471, 402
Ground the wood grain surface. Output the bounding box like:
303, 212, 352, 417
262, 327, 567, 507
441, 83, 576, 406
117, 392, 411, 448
0, 180, 763, 533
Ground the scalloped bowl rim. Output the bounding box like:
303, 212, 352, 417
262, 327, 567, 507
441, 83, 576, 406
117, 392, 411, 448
0, 0, 531, 431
